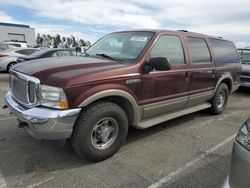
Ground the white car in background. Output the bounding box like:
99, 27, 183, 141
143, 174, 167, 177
3, 41, 32, 48
0, 48, 39, 72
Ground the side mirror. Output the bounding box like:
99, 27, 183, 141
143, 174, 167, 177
148, 57, 171, 71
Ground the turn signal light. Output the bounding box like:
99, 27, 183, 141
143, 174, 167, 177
59, 101, 69, 109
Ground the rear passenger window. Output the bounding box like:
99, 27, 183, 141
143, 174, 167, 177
16, 49, 38, 55
150, 35, 185, 65
210, 39, 239, 63
57, 51, 71, 57
188, 37, 211, 63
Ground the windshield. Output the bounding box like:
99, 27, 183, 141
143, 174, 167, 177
86, 31, 155, 62
241, 52, 250, 63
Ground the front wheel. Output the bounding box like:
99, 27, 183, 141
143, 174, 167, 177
71, 101, 128, 162
210, 83, 229, 115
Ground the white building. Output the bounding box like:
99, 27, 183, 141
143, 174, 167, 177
0, 22, 35, 46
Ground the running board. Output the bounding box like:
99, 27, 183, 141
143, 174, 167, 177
136, 103, 211, 129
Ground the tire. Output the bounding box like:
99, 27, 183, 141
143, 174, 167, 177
71, 101, 128, 162
7, 62, 16, 72
210, 83, 229, 115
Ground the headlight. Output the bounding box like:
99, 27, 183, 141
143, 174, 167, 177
236, 118, 250, 150
40, 85, 69, 109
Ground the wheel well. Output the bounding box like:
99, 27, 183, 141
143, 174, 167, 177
221, 78, 232, 93
7, 62, 17, 70
94, 96, 134, 126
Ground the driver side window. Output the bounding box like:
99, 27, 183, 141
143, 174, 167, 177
150, 35, 185, 65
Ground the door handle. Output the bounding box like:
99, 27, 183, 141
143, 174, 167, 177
185, 71, 190, 80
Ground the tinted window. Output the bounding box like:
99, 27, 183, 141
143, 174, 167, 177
50, 52, 58, 57
210, 39, 239, 63
150, 35, 185, 65
188, 37, 211, 63
239, 51, 250, 63
57, 51, 71, 57
8, 43, 21, 47
15, 49, 38, 55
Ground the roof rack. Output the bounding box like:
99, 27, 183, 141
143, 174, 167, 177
178, 30, 188, 32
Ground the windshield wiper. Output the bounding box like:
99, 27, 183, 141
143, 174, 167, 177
95, 53, 118, 62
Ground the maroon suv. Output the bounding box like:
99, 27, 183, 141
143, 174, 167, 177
5, 30, 241, 162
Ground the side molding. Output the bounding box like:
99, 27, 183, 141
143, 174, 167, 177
78, 89, 142, 125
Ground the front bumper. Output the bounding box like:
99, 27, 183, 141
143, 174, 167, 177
5, 91, 81, 140
224, 141, 250, 188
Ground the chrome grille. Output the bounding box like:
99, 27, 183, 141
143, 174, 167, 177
9, 70, 40, 107
10, 75, 29, 103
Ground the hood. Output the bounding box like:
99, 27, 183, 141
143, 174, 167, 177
13, 56, 128, 87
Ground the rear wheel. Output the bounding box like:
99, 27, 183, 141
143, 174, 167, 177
210, 83, 229, 115
71, 101, 128, 162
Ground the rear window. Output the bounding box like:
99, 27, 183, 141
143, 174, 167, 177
210, 39, 239, 63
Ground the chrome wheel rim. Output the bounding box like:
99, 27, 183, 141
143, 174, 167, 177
217, 91, 225, 108
91, 117, 118, 150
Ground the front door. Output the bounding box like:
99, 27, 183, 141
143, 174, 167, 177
141, 34, 189, 119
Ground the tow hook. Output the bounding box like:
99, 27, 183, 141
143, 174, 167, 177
18, 122, 28, 128
2, 105, 7, 109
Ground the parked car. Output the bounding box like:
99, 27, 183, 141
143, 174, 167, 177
0, 42, 17, 51
238, 48, 250, 87
3, 40, 32, 48
0, 48, 39, 72
17, 48, 78, 62
223, 117, 250, 188
4, 30, 241, 162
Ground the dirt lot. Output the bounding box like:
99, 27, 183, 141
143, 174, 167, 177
0, 72, 249, 188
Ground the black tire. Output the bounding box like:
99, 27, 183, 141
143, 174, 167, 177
71, 101, 128, 162
210, 83, 229, 115
7, 62, 16, 72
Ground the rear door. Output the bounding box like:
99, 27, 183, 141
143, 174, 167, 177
141, 33, 190, 119
185, 36, 217, 107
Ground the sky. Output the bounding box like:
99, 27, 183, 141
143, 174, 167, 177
0, 0, 250, 46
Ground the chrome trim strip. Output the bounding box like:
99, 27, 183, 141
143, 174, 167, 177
10, 69, 40, 84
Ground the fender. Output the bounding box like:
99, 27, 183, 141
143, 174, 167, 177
213, 73, 233, 95
78, 89, 142, 125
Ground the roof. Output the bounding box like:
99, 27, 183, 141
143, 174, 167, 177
112, 29, 226, 40
0, 22, 30, 28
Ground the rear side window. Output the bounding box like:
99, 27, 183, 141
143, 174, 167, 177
16, 49, 38, 55
210, 39, 239, 63
187, 37, 212, 63
150, 35, 185, 65
57, 51, 71, 57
